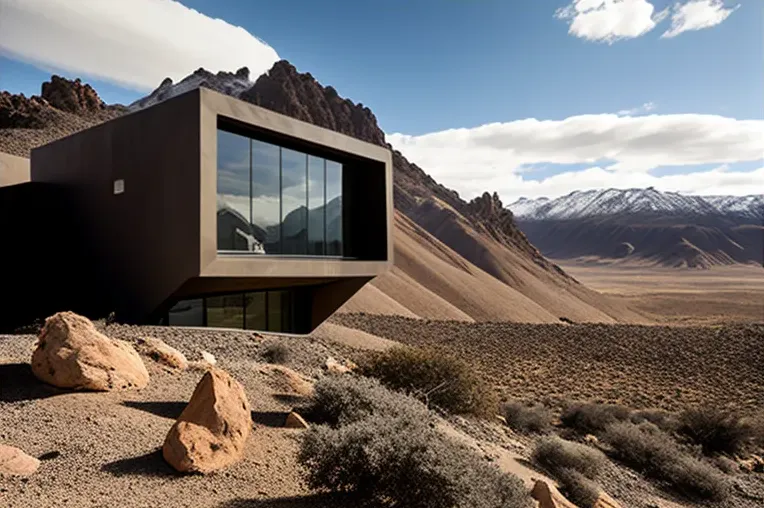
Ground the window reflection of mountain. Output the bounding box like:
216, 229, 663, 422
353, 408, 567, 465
218, 196, 342, 255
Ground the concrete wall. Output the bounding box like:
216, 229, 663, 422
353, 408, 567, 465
31, 91, 202, 323
0, 152, 30, 187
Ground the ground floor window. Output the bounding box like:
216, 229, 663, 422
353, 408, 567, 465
166, 288, 310, 333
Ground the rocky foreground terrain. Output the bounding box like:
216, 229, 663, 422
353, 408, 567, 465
2, 317, 763, 508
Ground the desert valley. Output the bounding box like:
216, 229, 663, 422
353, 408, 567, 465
1, 61, 763, 508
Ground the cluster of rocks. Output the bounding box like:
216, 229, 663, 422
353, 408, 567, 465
1, 311, 315, 477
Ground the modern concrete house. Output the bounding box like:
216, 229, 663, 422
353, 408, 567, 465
0, 88, 393, 333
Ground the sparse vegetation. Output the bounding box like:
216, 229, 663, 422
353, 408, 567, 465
603, 422, 729, 501
678, 407, 756, 456
298, 374, 430, 427
503, 400, 553, 434
555, 469, 600, 508
560, 402, 631, 435
630, 409, 678, 433
532, 436, 606, 480
360, 345, 498, 417
532, 436, 606, 508
262, 342, 291, 364
298, 374, 531, 508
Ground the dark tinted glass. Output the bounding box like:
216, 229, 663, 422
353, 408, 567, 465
280, 148, 308, 255
167, 298, 204, 326
325, 160, 343, 256
244, 292, 267, 331
251, 140, 281, 254
217, 130, 251, 251
206, 294, 244, 329
308, 156, 325, 255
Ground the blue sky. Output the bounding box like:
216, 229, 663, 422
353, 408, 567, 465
0, 0, 761, 200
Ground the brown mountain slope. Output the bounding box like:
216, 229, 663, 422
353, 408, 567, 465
517, 214, 764, 270
0, 63, 648, 323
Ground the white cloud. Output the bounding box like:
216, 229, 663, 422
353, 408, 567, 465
0, 0, 280, 91
662, 0, 739, 38
617, 102, 657, 116
555, 0, 669, 43
386, 113, 764, 201
496, 165, 764, 202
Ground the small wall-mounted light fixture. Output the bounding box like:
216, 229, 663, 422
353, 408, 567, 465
113, 179, 125, 195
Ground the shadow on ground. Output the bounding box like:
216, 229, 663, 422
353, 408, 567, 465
219, 493, 370, 508
122, 400, 187, 419
101, 449, 179, 477
252, 411, 290, 428
0, 363, 63, 402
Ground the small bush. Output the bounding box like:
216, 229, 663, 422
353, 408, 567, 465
503, 400, 553, 434
299, 374, 430, 427
556, 469, 600, 508
532, 436, 606, 480
678, 407, 755, 456
561, 402, 631, 435
630, 409, 678, 433
603, 422, 728, 501
262, 342, 291, 364
299, 396, 532, 507
360, 346, 498, 417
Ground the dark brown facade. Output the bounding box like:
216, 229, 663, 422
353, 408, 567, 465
0, 88, 392, 333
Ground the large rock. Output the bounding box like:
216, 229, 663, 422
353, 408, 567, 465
163, 368, 252, 474
31, 312, 149, 391
531, 480, 577, 508
136, 336, 188, 370
0, 445, 40, 476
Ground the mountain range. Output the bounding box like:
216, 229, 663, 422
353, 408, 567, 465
1, 62, 659, 324
509, 189, 763, 269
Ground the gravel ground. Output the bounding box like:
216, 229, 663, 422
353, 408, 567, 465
2, 320, 763, 508
0, 324, 362, 508
332, 315, 764, 413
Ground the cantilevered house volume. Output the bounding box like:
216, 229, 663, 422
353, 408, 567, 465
0, 88, 393, 333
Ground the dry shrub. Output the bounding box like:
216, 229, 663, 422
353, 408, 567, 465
360, 346, 498, 417
298, 377, 532, 508
561, 402, 631, 435
532, 436, 606, 480
503, 400, 553, 434
603, 422, 729, 501
678, 407, 756, 456
262, 342, 291, 364
556, 469, 600, 508
299, 375, 430, 427
630, 409, 678, 433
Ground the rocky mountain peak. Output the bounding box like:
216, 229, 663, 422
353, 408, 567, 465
241, 60, 385, 146
0, 91, 49, 129
41, 75, 104, 114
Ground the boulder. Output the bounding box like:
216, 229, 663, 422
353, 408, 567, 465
137, 336, 188, 370
163, 368, 251, 474
31, 312, 149, 391
531, 480, 577, 508
0, 445, 40, 476
284, 412, 309, 429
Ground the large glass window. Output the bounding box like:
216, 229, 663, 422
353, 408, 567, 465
168, 298, 204, 326
308, 156, 325, 256
251, 140, 281, 254
280, 149, 308, 255
166, 289, 306, 332
217, 127, 343, 257
217, 130, 252, 251
325, 160, 343, 257
207, 294, 244, 329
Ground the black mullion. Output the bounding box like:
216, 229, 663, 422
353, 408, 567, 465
249, 140, 253, 227
323, 159, 327, 256
304, 154, 309, 255
279, 148, 283, 254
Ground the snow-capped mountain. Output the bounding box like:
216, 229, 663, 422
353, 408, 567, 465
508, 188, 763, 221
127, 67, 254, 112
